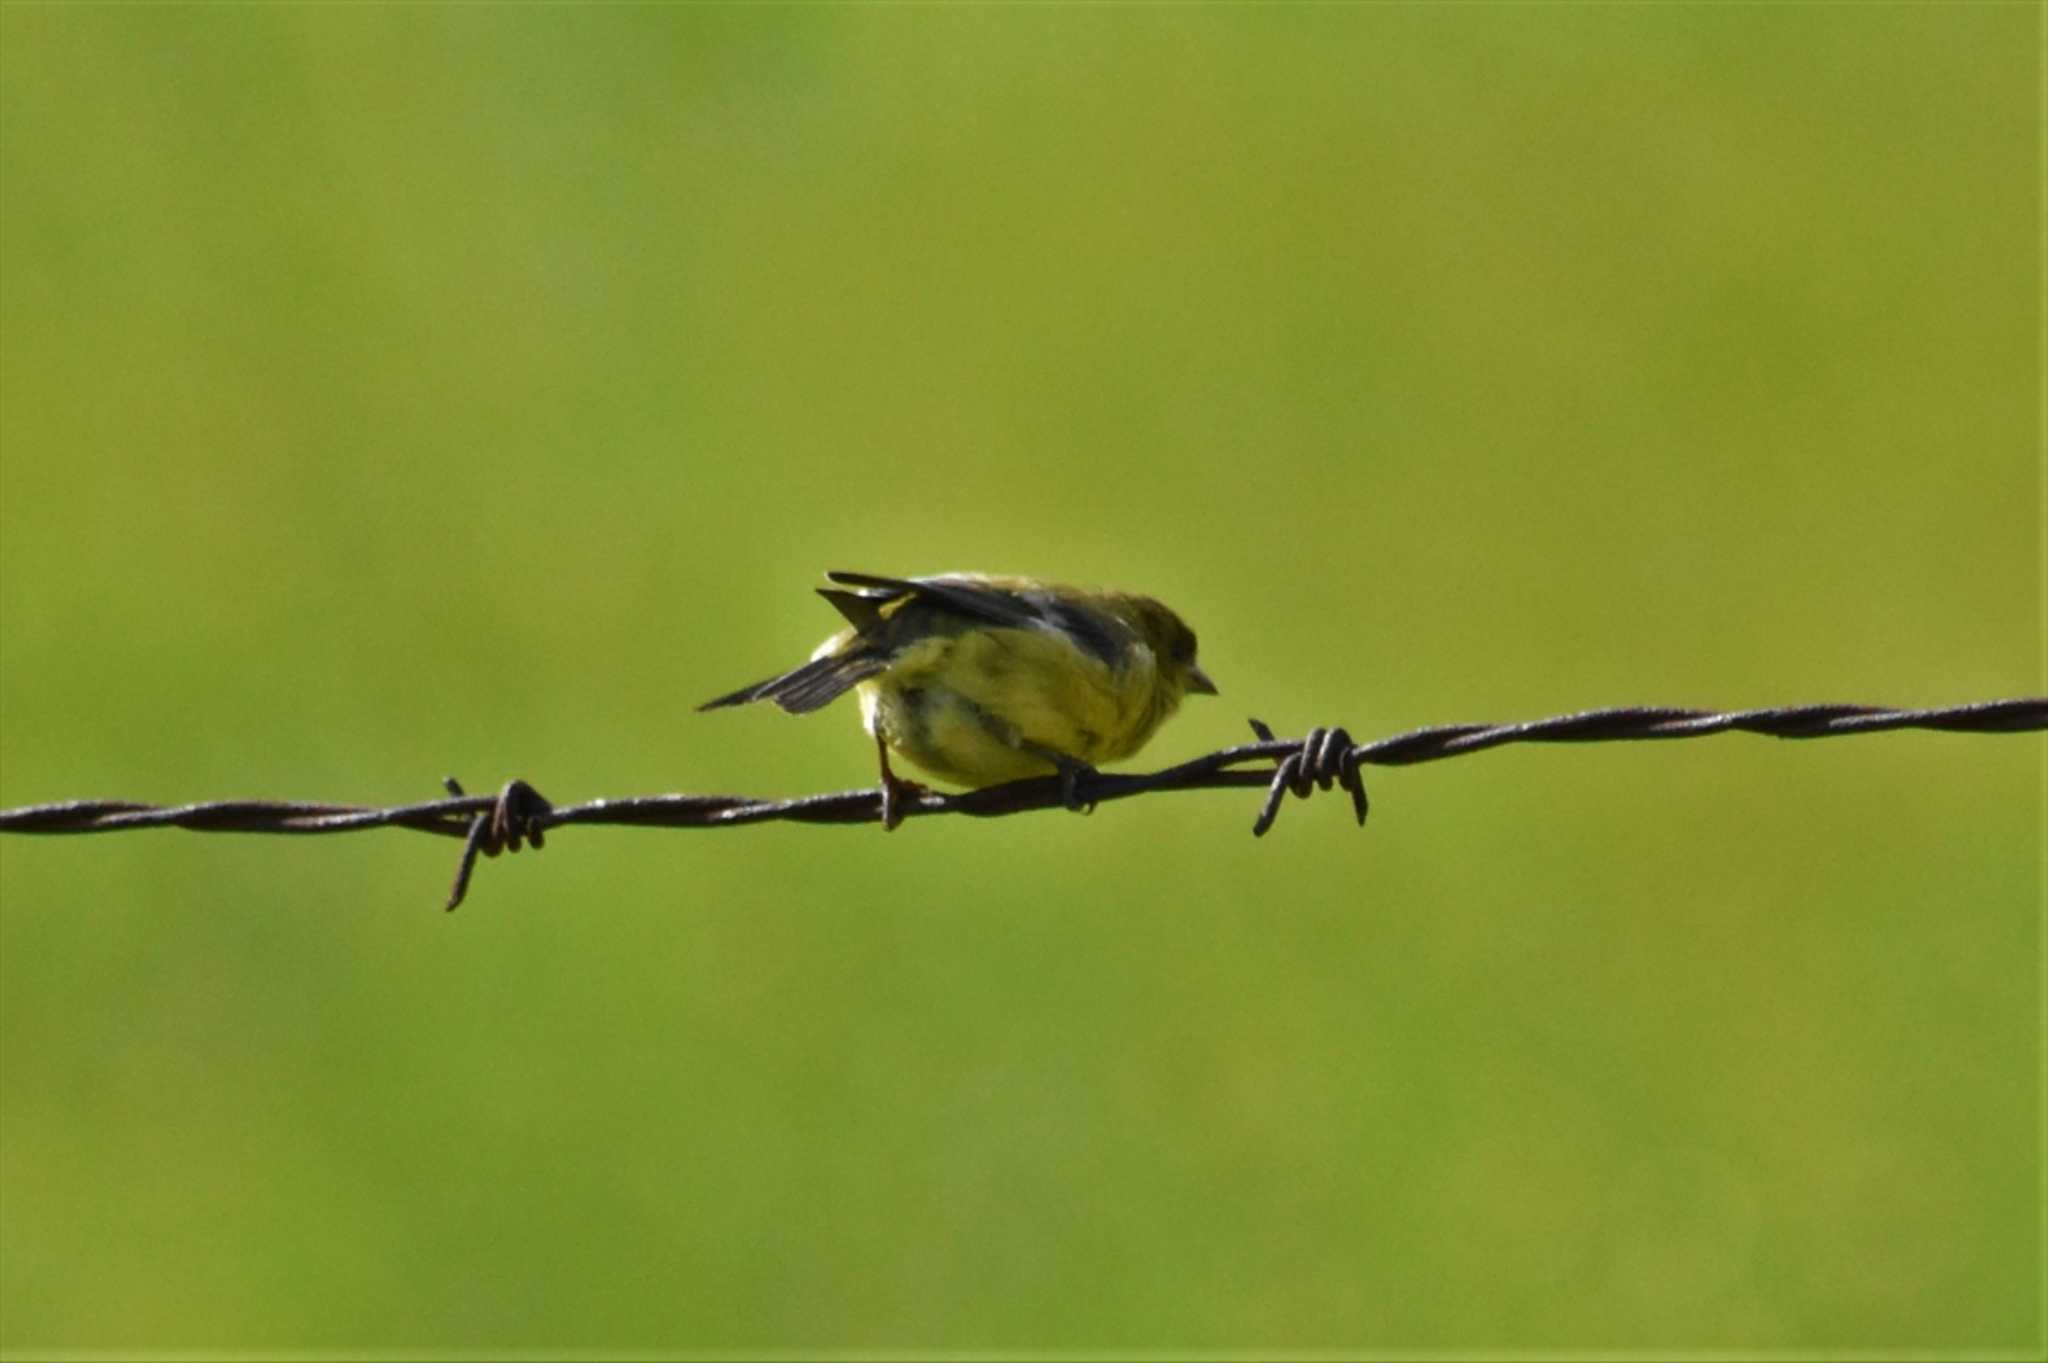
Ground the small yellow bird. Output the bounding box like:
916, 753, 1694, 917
700, 571, 1218, 827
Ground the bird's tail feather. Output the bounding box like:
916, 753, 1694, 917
697, 651, 886, 715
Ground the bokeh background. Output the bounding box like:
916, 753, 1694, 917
0, 4, 2037, 1355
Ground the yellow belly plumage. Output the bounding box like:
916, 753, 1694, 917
854, 626, 1164, 787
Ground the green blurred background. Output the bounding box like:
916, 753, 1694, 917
0, 4, 2037, 1355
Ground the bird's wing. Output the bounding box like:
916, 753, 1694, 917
823, 572, 1128, 668
696, 649, 888, 714
823, 572, 1036, 629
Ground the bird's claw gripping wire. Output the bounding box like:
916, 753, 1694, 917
874, 733, 936, 832
444, 777, 554, 910
1053, 756, 1100, 816
1246, 719, 1369, 836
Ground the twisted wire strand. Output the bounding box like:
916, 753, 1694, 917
2, 697, 2039, 909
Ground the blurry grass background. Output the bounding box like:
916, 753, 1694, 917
0, 4, 2038, 1355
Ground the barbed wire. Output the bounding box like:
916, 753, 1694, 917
2, 698, 2040, 910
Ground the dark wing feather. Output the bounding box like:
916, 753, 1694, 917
823, 571, 1127, 667
704, 571, 1138, 718
696, 650, 887, 715
815, 587, 886, 631
824, 571, 1040, 631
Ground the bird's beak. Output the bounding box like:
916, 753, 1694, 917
1186, 665, 1218, 696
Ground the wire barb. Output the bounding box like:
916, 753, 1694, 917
1, 697, 2039, 909
443, 778, 555, 911
1247, 719, 1369, 836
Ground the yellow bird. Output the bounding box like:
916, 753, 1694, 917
700, 571, 1218, 827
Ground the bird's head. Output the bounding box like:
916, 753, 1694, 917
1127, 596, 1218, 701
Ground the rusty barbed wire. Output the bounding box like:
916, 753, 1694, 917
1, 698, 2040, 910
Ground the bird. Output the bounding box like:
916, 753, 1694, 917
699, 571, 1218, 829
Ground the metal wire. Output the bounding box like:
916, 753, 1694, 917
2, 698, 2040, 910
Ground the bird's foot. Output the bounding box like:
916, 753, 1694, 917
874, 734, 931, 831
1053, 757, 1099, 815
878, 770, 932, 832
